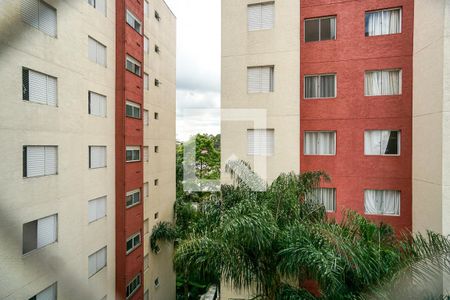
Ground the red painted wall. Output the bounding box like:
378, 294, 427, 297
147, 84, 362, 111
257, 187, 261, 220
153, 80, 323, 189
300, 0, 413, 231
116, 0, 145, 299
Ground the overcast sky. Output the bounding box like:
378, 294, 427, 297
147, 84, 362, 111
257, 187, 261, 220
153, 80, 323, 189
164, 0, 221, 141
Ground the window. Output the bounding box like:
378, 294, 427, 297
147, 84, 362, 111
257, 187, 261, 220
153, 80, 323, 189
154, 212, 159, 219
29, 283, 57, 300
126, 146, 140, 162
144, 110, 149, 125
88, 91, 107, 117
304, 74, 336, 99
144, 36, 149, 53
247, 2, 274, 31
143, 146, 149, 162
309, 188, 336, 212
144, 255, 149, 270
365, 69, 402, 96
88, 196, 106, 223
154, 112, 159, 120
21, 0, 57, 37
155, 45, 160, 53
144, 73, 149, 90
154, 179, 159, 186
305, 16, 336, 42
144, 1, 149, 17
154, 78, 161, 87
365, 8, 401, 37
364, 190, 400, 216
126, 101, 141, 119
126, 189, 140, 208
126, 232, 141, 254
23, 214, 57, 254
22, 68, 57, 106
304, 131, 336, 155
144, 219, 149, 234
247, 129, 274, 156
126, 55, 141, 76
144, 182, 149, 197
89, 146, 107, 169
87, 0, 106, 16
364, 130, 400, 155
247, 66, 274, 93
88, 247, 107, 277
126, 10, 142, 34
23, 146, 57, 177
154, 146, 159, 153
144, 290, 149, 300
154, 277, 160, 287
154, 10, 160, 21
126, 274, 141, 299
88, 37, 107, 66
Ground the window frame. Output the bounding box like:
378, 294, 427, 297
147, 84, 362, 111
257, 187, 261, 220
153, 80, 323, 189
126, 146, 141, 162
309, 188, 336, 212
364, 69, 402, 96
304, 15, 337, 43
22, 214, 58, 255
125, 55, 142, 77
29, 282, 57, 300
88, 36, 107, 67
126, 232, 141, 255
247, 1, 275, 32
247, 65, 275, 93
365, 7, 402, 37
247, 128, 275, 156
88, 91, 107, 117
88, 246, 107, 278
364, 189, 401, 216
364, 130, 401, 156
125, 101, 141, 119
126, 189, 141, 208
88, 196, 107, 223
126, 9, 142, 34
304, 73, 337, 99
303, 131, 337, 156
89, 145, 107, 169
23, 145, 58, 178
126, 274, 141, 299
22, 67, 58, 106
22, 0, 58, 38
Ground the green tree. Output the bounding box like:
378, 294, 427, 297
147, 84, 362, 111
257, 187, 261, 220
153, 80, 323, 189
153, 161, 450, 300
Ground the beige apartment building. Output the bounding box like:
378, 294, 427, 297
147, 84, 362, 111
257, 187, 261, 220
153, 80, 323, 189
0, 0, 176, 299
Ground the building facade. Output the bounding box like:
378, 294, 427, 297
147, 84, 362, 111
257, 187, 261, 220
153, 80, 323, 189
221, 0, 449, 297
0, 0, 175, 299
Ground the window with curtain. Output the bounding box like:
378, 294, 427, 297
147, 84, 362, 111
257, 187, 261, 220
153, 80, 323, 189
247, 129, 275, 156
305, 16, 336, 42
365, 8, 401, 36
364, 190, 400, 215
365, 69, 401, 96
364, 130, 400, 155
305, 74, 336, 98
248, 66, 274, 93
309, 188, 336, 212
304, 131, 336, 155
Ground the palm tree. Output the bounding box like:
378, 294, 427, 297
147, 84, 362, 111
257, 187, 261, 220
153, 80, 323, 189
152, 161, 450, 299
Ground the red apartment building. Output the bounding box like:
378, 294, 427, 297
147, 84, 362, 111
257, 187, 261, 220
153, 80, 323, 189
300, 0, 413, 231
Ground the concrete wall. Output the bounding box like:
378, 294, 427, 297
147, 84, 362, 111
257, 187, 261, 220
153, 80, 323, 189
0, 0, 116, 298
142, 0, 177, 299
221, 0, 300, 184
413, 0, 450, 237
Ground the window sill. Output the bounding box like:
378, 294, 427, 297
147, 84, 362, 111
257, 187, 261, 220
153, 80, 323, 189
365, 32, 402, 38
126, 244, 141, 256
88, 215, 107, 224
126, 202, 141, 209
365, 213, 400, 217
303, 97, 336, 100
303, 154, 336, 156
364, 154, 400, 157
89, 166, 107, 170
23, 241, 57, 257
88, 265, 107, 279
126, 160, 141, 163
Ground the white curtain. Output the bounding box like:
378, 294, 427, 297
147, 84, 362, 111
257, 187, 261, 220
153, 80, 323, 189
383, 9, 401, 35
366, 70, 400, 96
305, 132, 335, 155
366, 11, 382, 36
365, 190, 400, 215
365, 71, 382, 96
311, 188, 336, 212
365, 130, 397, 155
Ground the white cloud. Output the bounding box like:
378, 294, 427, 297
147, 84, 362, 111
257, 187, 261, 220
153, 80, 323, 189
164, 0, 221, 141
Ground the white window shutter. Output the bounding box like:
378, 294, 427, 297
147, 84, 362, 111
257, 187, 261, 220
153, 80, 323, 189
37, 215, 57, 248
247, 67, 261, 93
91, 146, 106, 168
144, 37, 149, 53
88, 253, 97, 277
247, 5, 261, 31
88, 37, 97, 62
144, 183, 149, 197
260, 67, 273, 92
96, 0, 107, 16
96, 197, 106, 219
88, 200, 97, 222
38, 1, 57, 37
261, 3, 274, 30
27, 146, 45, 177
144, 110, 149, 125
22, 0, 39, 29
247, 129, 274, 155
97, 247, 106, 270
44, 146, 57, 175
143, 147, 149, 162
46, 76, 57, 106
29, 70, 47, 104
97, 43, 107, 66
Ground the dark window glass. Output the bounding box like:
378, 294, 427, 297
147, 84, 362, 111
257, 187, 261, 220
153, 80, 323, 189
305, 19, 320, 42
320, 18, 334, 40
23, 220, 37, 254
385, 131, 399, 154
